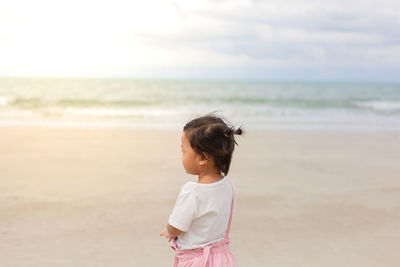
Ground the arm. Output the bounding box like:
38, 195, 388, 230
160, 187, 195, 240
160, 224, 183, 240
167, 223, 183, 237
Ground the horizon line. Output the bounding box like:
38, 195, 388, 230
1, 75, 399, 84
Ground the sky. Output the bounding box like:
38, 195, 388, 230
0, 0, 399, 81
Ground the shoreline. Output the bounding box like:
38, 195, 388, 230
1, 120, 400, 134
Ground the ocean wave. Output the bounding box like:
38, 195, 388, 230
64, 107, 183, 117
57, 98, 153, 107
1, 78, 400, 132
12, 97, 43, 108
2, 97, 155, 108
354, 101, 400, 112
3, 94, 400, 114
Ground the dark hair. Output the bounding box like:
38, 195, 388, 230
183, 114, 244, 176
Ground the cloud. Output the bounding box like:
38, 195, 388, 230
0, 0, 399, 80
157, 0, 400, 79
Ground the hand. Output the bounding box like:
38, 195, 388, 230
160, 229, 173, 242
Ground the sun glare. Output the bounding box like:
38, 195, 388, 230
0, 0, 182, 77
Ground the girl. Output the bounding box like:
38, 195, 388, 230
160, 114, 243, 267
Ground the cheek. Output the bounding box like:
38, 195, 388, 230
181, 153, 189, 167
181, 152, 197, 173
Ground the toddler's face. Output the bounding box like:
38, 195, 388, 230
181, 131, 201, 175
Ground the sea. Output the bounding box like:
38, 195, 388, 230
1, 78, 400, 132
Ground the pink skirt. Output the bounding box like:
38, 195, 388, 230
170, 237, 238, 267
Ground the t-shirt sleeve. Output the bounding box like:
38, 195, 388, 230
168, 189, 197, 232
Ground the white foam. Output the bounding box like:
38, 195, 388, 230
64, 107, 184, 117
355, 101, 400, 112
0, 96, 10, 106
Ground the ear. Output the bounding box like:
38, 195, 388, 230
198, 153, 209, 166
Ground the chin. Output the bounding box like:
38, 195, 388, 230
185, 169, 198, 176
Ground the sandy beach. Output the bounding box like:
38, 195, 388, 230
1, 127, 399, 267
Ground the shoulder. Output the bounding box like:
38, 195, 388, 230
177, 181, 198, 198
226, 178, 237, 193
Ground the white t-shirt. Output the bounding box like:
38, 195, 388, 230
168, 177, 236, 250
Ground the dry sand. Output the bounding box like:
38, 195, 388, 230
1, 127, 399, 267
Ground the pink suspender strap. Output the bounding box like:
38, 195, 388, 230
224, 178, 235, 240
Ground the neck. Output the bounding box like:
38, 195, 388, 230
197, 171, 223, 184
